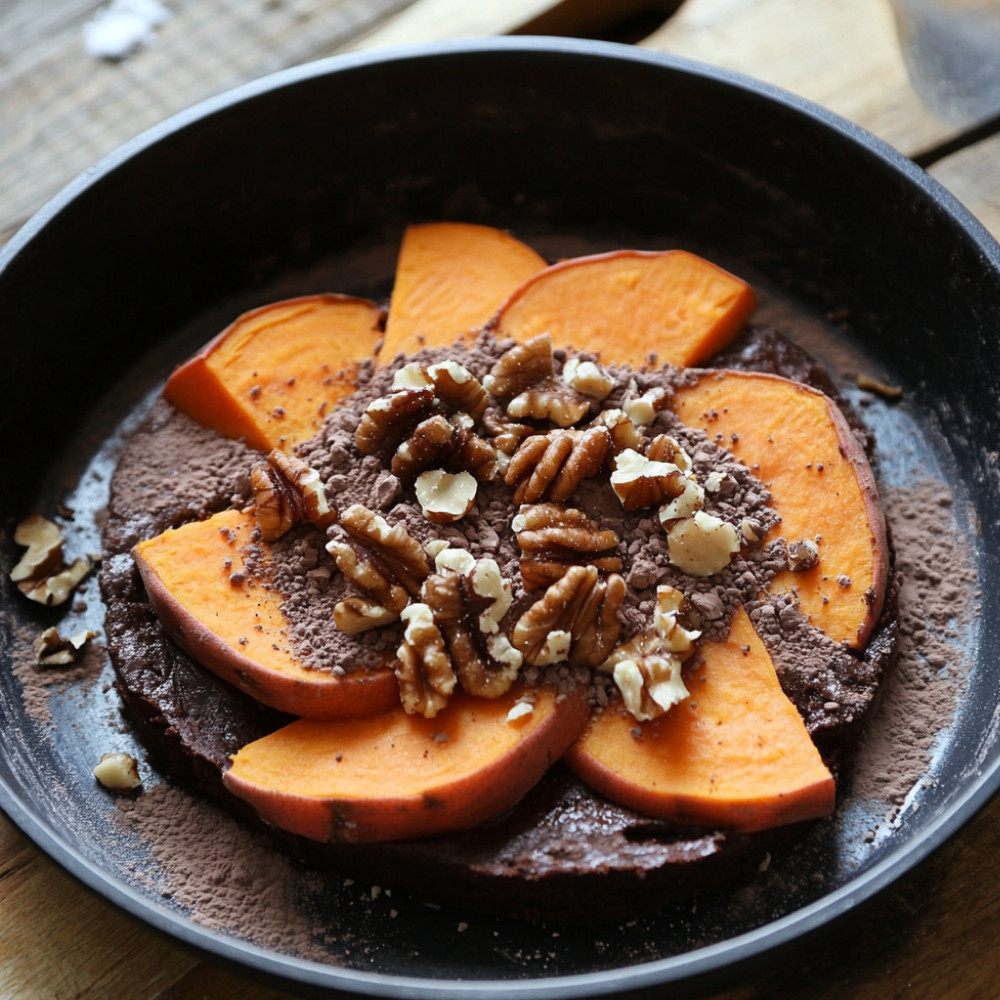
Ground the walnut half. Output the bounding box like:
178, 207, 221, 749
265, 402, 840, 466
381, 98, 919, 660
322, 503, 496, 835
512, 564, 625, 668
325, 505, 429, 632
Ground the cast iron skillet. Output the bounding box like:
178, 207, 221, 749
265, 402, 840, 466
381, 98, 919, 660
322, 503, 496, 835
1, 37, 998, 1000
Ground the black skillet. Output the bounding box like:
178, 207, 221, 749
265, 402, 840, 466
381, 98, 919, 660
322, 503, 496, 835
1, 37, 998, 1000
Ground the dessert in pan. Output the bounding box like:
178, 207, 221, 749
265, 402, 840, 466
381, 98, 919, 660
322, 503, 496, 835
77, 221, 898, 922
11, 223, 897, 919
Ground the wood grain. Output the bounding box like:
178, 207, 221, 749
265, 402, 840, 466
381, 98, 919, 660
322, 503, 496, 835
2, 1, 1000, 998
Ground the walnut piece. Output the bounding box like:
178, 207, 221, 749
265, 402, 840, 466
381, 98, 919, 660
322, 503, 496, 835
512, 564, 625, 668
325, 504, 430, 632
483, 333, 555, 400
355, 386, 436, 457
251, 450, 336, 541
593, 408, 645, 455
610, 445, 692, 512
600, 585, 700, 721
391, 411, 497, 484
513, 502, 622, 590
787, 538, 820, 571
10, 515, 91, 606
399, 549, 522, 707
622, 381, 672, 426
93, 752, 142, 793
426, 360, 489, 420
396, 603, 456, 717
32, 625, 97, 667
505, 426, 611, 504
666, 511, 741, 577
561, 357, 615, 400
414, 469, 478, 523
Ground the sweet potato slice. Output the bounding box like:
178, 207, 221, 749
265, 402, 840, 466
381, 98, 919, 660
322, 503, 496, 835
223, 683, 591, 843
132, 509, 397, 719
492, 249, 757, 368
163, 294, 382, 452
379, 222, 547, 359
672, 369, 888, 647
565, 607, 835, 832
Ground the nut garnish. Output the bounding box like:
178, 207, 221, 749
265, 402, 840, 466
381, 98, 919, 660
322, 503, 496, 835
610, 446, 691, 512
396, 603, 456, 717
505, 426, 611, 504
355, 386, 436, 457
425, 360, 489, 420
485, 334, 593, 427
622, 382, 672, 426
93, 752, 142, 793
483, 333, 555, 400
666, 511, 741, 577
787, 538, 820, 571
10, 515, 91, 606
406, 549, 522, 702
32, 626, 97, 667
561, 357, 615, 400
513, 502, 622, 590
251, 450, 336, 541
600, 585, 700, 721
512, 565, 626, 668
594, 408, 645, 454
414, 469, 478, 523
326, 504, 430, 632
391, 412, 497, 484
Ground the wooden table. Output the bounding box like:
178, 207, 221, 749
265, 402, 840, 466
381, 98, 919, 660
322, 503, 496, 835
3, 1, 1000, 997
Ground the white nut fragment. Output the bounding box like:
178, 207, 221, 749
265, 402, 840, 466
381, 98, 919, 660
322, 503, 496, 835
667, 511, 741, 577
32, 626, 98, 667
611, 448, 691, 511
93, 752, 142, 793
532, 628, 572, 666
505, 699, 535, 723
432, 548, 513, 636
561, 357, 615, 400
601, 585, 700, 721
391, 362, 432, 390
657, 476, 704, 522
10, 515, 92, 606
787, 538, 820, 571
414, 469, 477, 523
622, 382, 671, 426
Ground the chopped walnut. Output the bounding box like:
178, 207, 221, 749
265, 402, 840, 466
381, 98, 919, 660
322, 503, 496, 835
512, 565, 625, 668
93, 752, 142, 793
251, 450, 336, 541
666, 511, 741, 577
415, 550, 522, 701
396, 603, 456, 717
600, 585, 700, 721
485, 334, 591, 427
787, 538, 820, 571
414, 469, 478, 523
355, 386, 436, 457
593, 408, 645, 454
561, 357, 615, 400
481, 407, 534, 458
325, 505, 429, 632
391, 412, 497, 484
513, 502, 622, 590
505, 425, 611, 504
10, 515, 91, 606
483, 333, 555, 400
622, 381, 672, 426
425, 361, 489, 420
610, 447, 692, 512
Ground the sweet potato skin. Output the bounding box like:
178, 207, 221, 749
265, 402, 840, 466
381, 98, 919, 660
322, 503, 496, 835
163, 294, 382, 452
223, 684, 591, 843
379, 222, 547, 360
132, 509, 398, 720
492, 249, 757, 368
565, 607, 836, 832
672, 369, 888, 648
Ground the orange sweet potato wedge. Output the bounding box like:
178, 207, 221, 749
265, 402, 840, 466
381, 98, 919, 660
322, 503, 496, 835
163, 294, 382, 452
672, 369, 888, 648
565, 607, 835, 832
223, 683, 591, 843
132, 509, 398, 720
379, 221, 548, 360
492, 249, 757, 368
